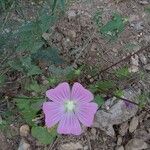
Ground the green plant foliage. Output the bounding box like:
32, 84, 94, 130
114, 89, 123, 97
51, 0, 65, 13
138, 92, 149, 108
0, 0, 14, 11
31, 126, 57, 145
0, 75, 6, 86
8, 56, 42, 76
16, 96, 43, 125
114, 67, 130, 79
145, 7, 150, 13
33, 47, 64, 65
100, 13, 127, 40
93, 10, 103, 29
94, 95, 105, 107
96, 80, 116, 91
89, 80, 116, 93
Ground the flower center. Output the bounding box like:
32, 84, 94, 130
64, 100, 76, 112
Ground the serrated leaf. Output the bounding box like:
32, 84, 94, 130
94, 95, 105, 106
31, 126, 57, 145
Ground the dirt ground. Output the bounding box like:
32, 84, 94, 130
0, 0, 150, 150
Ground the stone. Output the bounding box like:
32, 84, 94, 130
20, 125, 30, 137
67, 10, 77, 20
139, 0, 149, 5
144, 64, 150, 71
129, 54, 139, 73
60, 142, 83, 150
91, 128, 97, 140
93, 89, 139, 137
18, 139, 31, 150
116, 146, 124, 150
83, 146, 88, 150
117, 136, 122, 145
125, 138, 148, 150
139, 53, 147, 65
134, 129, 150, 141
119, 122, 129, 136
129, 117, 139, 133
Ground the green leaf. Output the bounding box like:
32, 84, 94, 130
114, 67, 130, 79
93, 10, 103, 29
94, 95, 105, 107
96, 80, 116, 91
145, 7, 150, 13
31, 126, 57, 145
16, 97, 41, 125
25, 80, 42, 93
27, 65, 42, 76
8, 60, 24, 72
100, 13, 127, 40
114, 89, 123, 97
33, 47, 63, 65
0, 75, 6, 86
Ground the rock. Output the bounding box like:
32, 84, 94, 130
134, 21, 144, 30
125, 138, 148, 150
83, 146, 88, 150
90, 128, 97, 140
144, 64, 150, 71
0, 132, 11, 150
93, 89, 139, 137
139, 53, 147, 65
129, 54, 139, 73
119, 122, 129, 136
117, 136, 122, 145
42, 32, 51, 42
129, 117, 139, 133
67, 30, 76, 40
116, 146, 124, 150
60, 142, 83, 150
128, 15, 140, 23
18, 139, 31, 150
134, 129, 150, 141
67, 10, 77, 20
139, 0, 149, 5
20, 125, 30, 137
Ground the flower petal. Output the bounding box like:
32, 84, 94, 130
71, 82, 94, 102
43, 102, 63, 128
57, 113, 82, 135
76, 102, 98, 127
46, 82, 70, 103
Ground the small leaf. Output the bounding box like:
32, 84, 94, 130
96, 80, 115, 91
0, 75, 6, 86
27, 65, 42, 76
31, 126, 57, 145
114, 67, 130, 79
100, 13, 127, 40
94, 95, 105, 107
114, 89, 123, 97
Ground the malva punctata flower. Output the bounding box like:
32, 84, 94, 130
43, 82, 98, 135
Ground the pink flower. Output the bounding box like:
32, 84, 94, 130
43, 82, 98, 135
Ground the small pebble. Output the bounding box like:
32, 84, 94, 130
20, 125, 30, 137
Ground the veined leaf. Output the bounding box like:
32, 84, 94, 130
94, 95, 105, 107
31, 126, 57, 145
